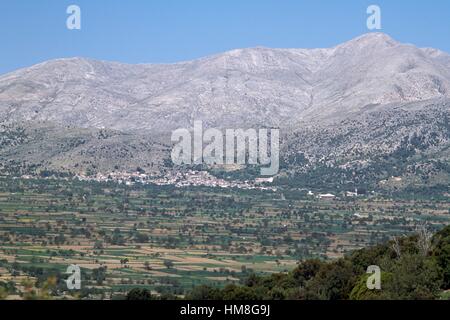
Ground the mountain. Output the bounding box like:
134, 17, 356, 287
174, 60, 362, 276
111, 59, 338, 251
282, 98, 450, 191
0, 121, 169, 175
0, 32, 449, 188
1, 33, 450, 132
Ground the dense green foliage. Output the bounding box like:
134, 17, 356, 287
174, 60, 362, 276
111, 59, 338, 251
178, 226, 450, 300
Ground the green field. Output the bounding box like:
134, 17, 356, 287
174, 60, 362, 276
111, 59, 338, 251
0, 177, 448, 299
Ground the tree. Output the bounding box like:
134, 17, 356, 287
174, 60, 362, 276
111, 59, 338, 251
304, 259, 356, 300
163, 260, 174, 269
221, 284, 263, 300
186, 285, 222, 300
349, 272, 393, 300
385, 254, 442, 299
92, 267, 107, 286
292, 259, 324, 287
432, 225, 450, 289
134, 233, 149, 243
416, 223, 433, 256
0, 287, 7, 300
126, 288, 152, 300
392, 236, 402, 258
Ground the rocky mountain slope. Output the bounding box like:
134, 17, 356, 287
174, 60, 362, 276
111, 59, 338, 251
281, 98, 450, 191
0, 122, 169, 175
0, 32, 449, 189
1, 33, 450, 132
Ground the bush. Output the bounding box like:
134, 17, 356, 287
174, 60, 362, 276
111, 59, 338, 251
126, 288, 152, 300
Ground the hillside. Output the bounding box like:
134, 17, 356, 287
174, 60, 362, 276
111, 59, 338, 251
1, 33, 450, 132
0, 33, 449, 191
158, 225, 450, 300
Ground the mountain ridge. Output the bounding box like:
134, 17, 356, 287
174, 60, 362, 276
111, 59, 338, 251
0, 33, 449, 189
1, 32, 450, 133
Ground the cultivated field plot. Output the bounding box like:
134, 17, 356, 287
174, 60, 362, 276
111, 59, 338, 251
0, 177, 448, 299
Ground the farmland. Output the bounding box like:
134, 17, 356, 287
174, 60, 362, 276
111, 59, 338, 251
0, 176, 449, 299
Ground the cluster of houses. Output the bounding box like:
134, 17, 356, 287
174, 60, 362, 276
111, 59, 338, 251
75, 171, 153, 186
73, 170, 277, 191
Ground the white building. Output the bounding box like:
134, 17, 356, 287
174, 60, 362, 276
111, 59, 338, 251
318, 193, 336, 200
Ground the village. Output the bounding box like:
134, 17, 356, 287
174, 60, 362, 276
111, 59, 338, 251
72, 170, 278, 191
18, 171, 374, 199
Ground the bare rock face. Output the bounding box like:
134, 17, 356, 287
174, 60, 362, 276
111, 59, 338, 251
0, 33, 449, 181
1, 33, 450, 133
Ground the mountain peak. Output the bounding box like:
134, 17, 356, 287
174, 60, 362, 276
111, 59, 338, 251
1, 32, 449, 133
338, 32, 398, 49
355, 32, 395, 41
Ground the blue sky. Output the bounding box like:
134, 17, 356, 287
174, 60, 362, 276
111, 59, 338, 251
1, 0, 450, 74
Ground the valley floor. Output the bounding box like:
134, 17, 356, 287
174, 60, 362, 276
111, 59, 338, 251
0, 177, 448, 299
